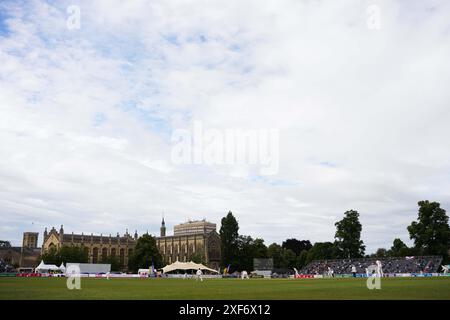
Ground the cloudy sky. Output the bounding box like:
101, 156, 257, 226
1, 0, 449, 253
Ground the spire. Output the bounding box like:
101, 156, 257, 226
160, 214, 166, 237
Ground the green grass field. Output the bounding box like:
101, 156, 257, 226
1, 277, 449, 300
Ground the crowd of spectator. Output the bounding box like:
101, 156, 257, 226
300, 256, 443, 275
0, 258, 15, 273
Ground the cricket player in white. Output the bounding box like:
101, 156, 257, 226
351, 265, 357, 277
376, 260, 383, 277
196, 268, 203, 282
106, 271, 110, 280
241, 270, 249, 279
327, 267, 334, 277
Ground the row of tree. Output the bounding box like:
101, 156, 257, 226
219, 200, 450, 272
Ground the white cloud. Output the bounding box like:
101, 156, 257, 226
0, 0, 449, 253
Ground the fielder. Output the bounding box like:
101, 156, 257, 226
241, 270, 249, 279
376, 260, 384, 277
351, 265, 357, 277
327, 267, 334, 278
196, 268, 203, 282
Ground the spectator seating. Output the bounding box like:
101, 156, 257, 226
300, 256, 443, 275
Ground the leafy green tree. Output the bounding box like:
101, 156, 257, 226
40, 246, 88, 266
306, 242, 337, 264
234, 235, 254, 271
59, 246, 88, 264
297, 249, 309, 268
281, 239, 312, 256
372, 248, 387, 258
128, 234, 162, 272
101, 255, 121, 271
40, 247, 60, 265
0, 240, 11, 248
388, 238, 414, 257
190, 252, 206, 264
219, 211, 239, 267
268, 247, 297, 269
267, 243, 283, 268
407, 201, 450, 261
252, 238, 268, 259
232, 236, 269, 271
280, 248, 297, 268
334, 210, 365, 258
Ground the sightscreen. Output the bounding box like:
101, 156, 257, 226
253, 258, 273, 270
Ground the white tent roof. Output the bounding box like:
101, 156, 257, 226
35, 260, 60, 271
138, 269, 150, 273
59, 263, 66, 271
162, 260, 219, 274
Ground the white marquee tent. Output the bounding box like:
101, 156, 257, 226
162, 260, 219, 274
35, 261, 60, 273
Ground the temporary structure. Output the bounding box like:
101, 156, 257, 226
65, 263, 111, 274
162, 260, 219, 274
162, 260, 219, 273
35, 260, 60, 273
59, 263, 66, 273
138, 268, 150, 276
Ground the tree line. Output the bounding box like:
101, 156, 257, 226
220, 200, 450, 272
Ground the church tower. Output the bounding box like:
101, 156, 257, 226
160, 217, 166, 237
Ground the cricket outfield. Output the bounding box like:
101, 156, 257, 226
0, 277, 449, 300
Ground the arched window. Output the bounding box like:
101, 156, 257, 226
120, 248, 125, 266
83, 246, 89, 259
101, 248, 107, 261
92, 247, 99, 263
111, 248, 116, 258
